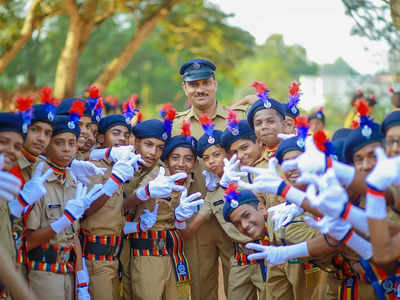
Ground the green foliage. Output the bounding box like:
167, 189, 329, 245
320, 57, 360, 76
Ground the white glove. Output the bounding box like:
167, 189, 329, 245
268, 203, 304, 231
298, 168, 348, 219
246, 242, 309, 266
136, 167, 187, 201
0, 154, 21, 202
50, 183, 87, 234
238, 158, 306, 206
77, 258, 91, 300
90, 145, 133, 162
123, 204, 159, 234
202, 170, 218, 192
305, 216, 372, 259
367, 147, 400, 191
175, 188, 204, 229
277, 133, 296, 140
82, 184, 104, 210
219, 154, 247, 188
69, 160, 107, 185
102, 158, 136, 197
282, 136, 355, 186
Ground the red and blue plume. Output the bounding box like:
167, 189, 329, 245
388, 87, 394, 94
123, 97, 138, 123
250, 81, 270, 103
159, 103, 173, 119
181, 120, 192, 142
316, 106, 324, 118
160, 103, 176, 138
86, 86, 100, 111
68, 100, 85, 127
136, 111, 143, 124
288, 81, 301, 109
199, 113, 214, 138
295, 116, 309, 142
39, 85, 58, 120
227, 108, 239, 135
313, 130, 334, 156
15, 95, 33, 133
356, 99, 374, 136
224, 183, 240, 208
93, 97, 104, 122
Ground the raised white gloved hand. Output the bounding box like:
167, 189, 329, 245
0, 154, 21, 202
90, 145, 134, 162
77, 258, 91, 300
102, 158, 136, 197
202, 170, 218, 192
298, 168, 348, 219
277, 133, 297, 140
219, 154, 247, 188
9, 161, 53, 217
246, 242, 309, 266
305, 215, 372, 259
268, 203, 304, 231
50, 183, 87, 234
367, 147, 400, 191
140, 203, 159, 231
69, 160, 107, 185
136, 167, 187, 201
82, 184, 104, 210
175, 188, 204, 229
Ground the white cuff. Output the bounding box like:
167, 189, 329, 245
287, 241, 309, 259
333, 161, 355, 187
344, 231, 373, 260
123, 221, 140, 234
175, 220, 186, 230
8, 199, 24, 218
136, 186, 148, 201
89, 148, 107, 161
102, 178, 119, 197
50, 215, 71, 234
366, 192, 387, 220
342, 204, 369, 236
286, 186, 306, 207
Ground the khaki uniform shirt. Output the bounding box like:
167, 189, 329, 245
27, 162, 79, 249
80, 159, 124, 236
0, 199, 15, 262
198, 185, 252, 243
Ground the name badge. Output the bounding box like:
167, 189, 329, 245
48, 204, 61, 209
213, 200, 224, 206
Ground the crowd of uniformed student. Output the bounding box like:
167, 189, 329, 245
1, 58, 400, 300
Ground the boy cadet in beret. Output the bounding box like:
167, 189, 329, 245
10, 89, 56, 281
128, 121, 202, 300
173, 58, 248, 300
79, 114, 141, 300
25, 114, 101, 300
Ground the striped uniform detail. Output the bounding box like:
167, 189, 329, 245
131, 230, 169, 257
83, 233, 122, 261
27, 244, 74, 274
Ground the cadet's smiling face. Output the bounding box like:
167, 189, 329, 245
385, 125, 400, 157
282, 150, 306, 190
229, 139, 261, 167
309, 119, 324, 133
182, 77, 217, 110
100, 125, 130, 148
353, 142, 381, 174
46, 132, 78, 167
78, 116, 96, 153
282, 116, 296, 134
202, 145, 226, 177
24, 121, 52, 156
0, 131, 23, 171
165, 147, 196, 176
134, 137, 165, 168
230, 204, 265, 240
253, 109, 283, 148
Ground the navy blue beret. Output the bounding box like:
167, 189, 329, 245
275, 137, 305, 164
31, 104, 56, 125
161, 135, 198, 161
98, 114, 130, 135
247, 99, 286, 129
52, 116, 80, 138
382, 111, 400, 135
0, 113, 24, 137
223, 189, 259, 222
179, 59, 216, 82
285, 103, 300, 119
132, 119, 169, 142
308, 109, 325, 124
197, 130, 223, 158
332, 139, 347, 162
56, 98, 93, 119
221, 120, 257, 152
332, 128, 352, 142
343, 122, 383, 164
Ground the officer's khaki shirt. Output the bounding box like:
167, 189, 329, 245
133, 170, 193, 231
80, 159, 124, 236
27, 162, 79, 248
198, 185, 252, 243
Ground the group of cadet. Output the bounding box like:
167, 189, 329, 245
1, 58, 400, 300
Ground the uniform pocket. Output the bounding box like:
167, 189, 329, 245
45, 203, 62, 220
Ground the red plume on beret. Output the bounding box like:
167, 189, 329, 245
15, 95, 33, 112
181, 120, 191, 137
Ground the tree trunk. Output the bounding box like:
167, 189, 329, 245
0, 0, 43, 73
92, 0, 180, 93
391, 0, 400, 32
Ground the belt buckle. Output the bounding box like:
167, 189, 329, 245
61, 251, 70, 263
155, 238, 165, 250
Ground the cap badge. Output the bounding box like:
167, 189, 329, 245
264, 100, 272, 109
162, 132, 168, 141
208, 136, 215, 144
67, 121, 75, 129
48, 112, 54, 121
192, 63, 201, 70
361, 125, 372, 139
